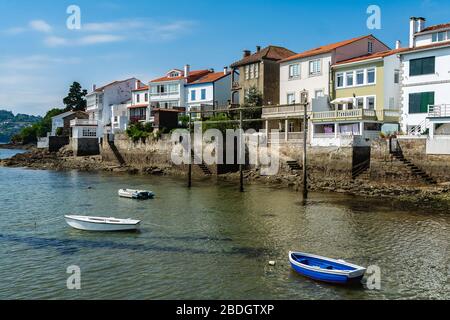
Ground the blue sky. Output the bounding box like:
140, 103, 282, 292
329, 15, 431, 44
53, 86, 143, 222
1, 0, 449, 115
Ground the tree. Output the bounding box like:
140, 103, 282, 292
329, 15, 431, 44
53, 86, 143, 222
241, 86, 263, 130
63, 82, 88, 111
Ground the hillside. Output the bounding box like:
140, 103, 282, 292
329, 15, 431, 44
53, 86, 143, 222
0, 110, 42, 143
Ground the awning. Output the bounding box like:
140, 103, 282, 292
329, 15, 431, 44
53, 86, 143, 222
330, 98, 354, 105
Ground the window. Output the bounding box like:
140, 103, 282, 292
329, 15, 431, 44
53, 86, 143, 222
255, 64, 259, 78
389, 97, 395, 109
289, 64, 300, 79
433, 32, 447, 42
336, 73, 344, 88
145, 93, 148, 102
366, 97, 375, 110
309, 59, 321, 76
287, 93, 295, 105
289, 122, 295, 132
409, 92, 434, 114
250, 64, 255, 79
315, 90, 324, 98
410, 57, 435, 76
136, 94, 140, 103
368, 41, 373, 53
201, 89, 206, 100
346, 72, 354, 86
367, 68, 376, 84
356, 98, 364, 109
245, 65, 250, 80
82, 128, 97, 137
356, 70, 364, 85
191, 90, 196, 101
394, 70, 400, 84
168, 84, 179, 93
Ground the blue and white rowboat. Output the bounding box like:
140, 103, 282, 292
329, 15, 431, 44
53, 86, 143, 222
289, 251, 366, 284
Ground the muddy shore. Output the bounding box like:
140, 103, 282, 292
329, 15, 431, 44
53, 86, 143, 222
1, 146, 450, 211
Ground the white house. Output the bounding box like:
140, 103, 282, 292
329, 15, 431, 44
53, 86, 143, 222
185, 68, 231, 119
400, 17, 450, 134
83, 78, 140, 137
149, 65, 210, 112
266, 35, 390, 144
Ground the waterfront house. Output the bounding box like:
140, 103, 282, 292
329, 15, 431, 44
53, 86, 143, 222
399, 17, 450, 135
81, 78, 140, 138
185, 68, 232, 120
129, 80, 150, 123
149, 66, 210, 112
310, 48, 404, 147
230, 45, 296, 106
111, 99, 131, 134
268, 35, 390, 145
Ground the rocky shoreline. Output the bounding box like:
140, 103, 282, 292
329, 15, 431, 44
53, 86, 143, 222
2, 147, 450, 211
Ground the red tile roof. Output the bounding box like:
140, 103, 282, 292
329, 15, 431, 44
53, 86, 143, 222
132, 86, 149, 92
399, 41, 450, 54
334, 48, 409, 65
151, 69, 210, 83
419, 23, 450, 33
230, 46, 296, 68
190, 72, 230, 84
280, 35, 378, 63
152, 108, 184, 113
128, 104, 149, 109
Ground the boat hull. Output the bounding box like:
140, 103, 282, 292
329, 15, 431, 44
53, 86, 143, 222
65, 217, 140, 232
289, 251, 366, 285
290, 262, 364, 284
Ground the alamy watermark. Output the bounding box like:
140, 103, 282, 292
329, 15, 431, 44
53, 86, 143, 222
171, 123, 280, 176
367, 5, 381, 30
66, 5, 81, 30
67, 265, 81, 290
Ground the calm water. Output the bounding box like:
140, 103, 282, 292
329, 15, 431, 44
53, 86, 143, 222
0, 149, 448, 300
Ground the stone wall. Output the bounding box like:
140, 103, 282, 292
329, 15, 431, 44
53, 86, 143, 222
48, 136, 69, 152
72, 138, 100, 156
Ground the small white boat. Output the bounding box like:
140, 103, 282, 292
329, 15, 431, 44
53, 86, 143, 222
65, 215, 141, 232
118, 189, 155, 200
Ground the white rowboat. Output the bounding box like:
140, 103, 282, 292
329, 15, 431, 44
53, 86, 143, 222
65, 215, 141, 232
118, 189, 155, 200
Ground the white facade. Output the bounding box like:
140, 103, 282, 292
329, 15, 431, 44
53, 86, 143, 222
51, 111, 74, 136
185, 72, 231, 116
400, 18, 450, 133
85, 78, 139, 136
280, 53, 332, 108
111, 102, 131, 133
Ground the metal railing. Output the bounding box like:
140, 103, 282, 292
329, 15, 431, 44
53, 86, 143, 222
70, 119, 99, 126
262, 104, 307, 116
428, 104, 450, 118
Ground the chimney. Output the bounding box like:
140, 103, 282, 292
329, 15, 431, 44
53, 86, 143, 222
395, 40, 402, 49
409, 17, 417, 48
417, 17, 426, 32
135, 80, 141, 90
243, 50, 251, 58
92, 84, 97, 91
184, 64, 190, 77
256, 46, 261, 52
223, 66, 228, 75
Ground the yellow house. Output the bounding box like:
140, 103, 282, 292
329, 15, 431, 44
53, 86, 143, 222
311, 49, 404, 146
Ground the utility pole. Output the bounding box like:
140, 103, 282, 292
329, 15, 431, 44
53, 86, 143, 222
239, 109, 244, 192
301, 90, 309, 199
188, 111, 192, 188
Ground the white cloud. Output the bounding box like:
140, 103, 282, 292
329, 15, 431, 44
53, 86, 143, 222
29, 20, 52, 33
0, 55, 81, 70
44, 34, 124, 47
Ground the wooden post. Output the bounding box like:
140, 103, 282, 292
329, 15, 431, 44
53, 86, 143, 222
188, 111, 192, 188
239, 109, 244, 192
301, 91, 309, 199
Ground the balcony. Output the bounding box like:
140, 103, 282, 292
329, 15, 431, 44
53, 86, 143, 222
70, 119, 99, 127
312, 109, 400, 123
428, 104, 450, 118
262, 104, 306, 119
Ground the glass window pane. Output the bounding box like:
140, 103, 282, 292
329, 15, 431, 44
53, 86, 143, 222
346, 72, 354, 86
336, 73, 344, 88
356, 70, 364, 85
367, 68, 375, 83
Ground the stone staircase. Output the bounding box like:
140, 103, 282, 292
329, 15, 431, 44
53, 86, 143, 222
191, 153, 212, 175
391, 151, 437, 185
286, 160, 302, 172
352, 159, 370, 180
107, 139, 126, 166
